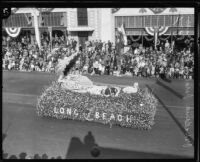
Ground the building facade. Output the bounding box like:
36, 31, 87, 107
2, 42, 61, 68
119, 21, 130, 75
113, 8, 194, 48
2, 8, 194, 49
2, 8, 114, 48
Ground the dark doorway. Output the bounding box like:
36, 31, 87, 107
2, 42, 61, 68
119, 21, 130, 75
52, 30, 64, 37
78, 32, 88, 49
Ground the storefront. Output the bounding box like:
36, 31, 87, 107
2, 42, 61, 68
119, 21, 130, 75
113, 8, 194, 50
67, 27, 94, 48
2, 8, 68, 49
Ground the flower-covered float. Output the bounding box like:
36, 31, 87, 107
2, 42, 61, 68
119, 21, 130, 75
36, 52, 158, 130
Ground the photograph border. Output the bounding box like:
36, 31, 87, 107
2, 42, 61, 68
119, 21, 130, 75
1, 0, 199, 160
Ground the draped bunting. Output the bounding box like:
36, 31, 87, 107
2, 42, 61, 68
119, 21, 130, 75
145, 26, 169, 36
149, 8, 167, 14
5, 27, 21, 37
142, 35, 189, 43
145, 27, 155, 36
144, 35, 154, 41
176, 35, 185, 41
144, 26, 169, 48
129, 35, 141, 42
159, 35, 171, 41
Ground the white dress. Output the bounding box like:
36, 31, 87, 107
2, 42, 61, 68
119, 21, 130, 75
59, 74, 138, 96
123, 86, 138, 94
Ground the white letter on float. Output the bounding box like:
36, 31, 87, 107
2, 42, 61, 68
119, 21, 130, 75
109, 114, 115, 121
74, 109, 78, 116
102, 113, 107, 120
54, 107, 59, 114
60, 107, 65, 114
84, 110, 93, 121
117, 114, 123, 122
66, 108, 72, 116
95, 112, 100, 119
126, 115, 132, 123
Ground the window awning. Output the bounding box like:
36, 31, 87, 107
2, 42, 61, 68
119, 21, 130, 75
115, 27, 194, 36
68, 27, 94, 32
165, 27, 194, 35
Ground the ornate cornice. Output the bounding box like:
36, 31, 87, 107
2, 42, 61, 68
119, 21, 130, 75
149, 8, 167, 14
112, 8, 120, 13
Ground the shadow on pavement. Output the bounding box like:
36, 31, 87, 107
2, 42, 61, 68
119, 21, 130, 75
65, 131, 190, 159
2, 133, 7, 142
159, 77, 172, 83
156, 79, 184, 99
145, 84, 194, 147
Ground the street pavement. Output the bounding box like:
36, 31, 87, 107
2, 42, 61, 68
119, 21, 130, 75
2, 71, 194, 159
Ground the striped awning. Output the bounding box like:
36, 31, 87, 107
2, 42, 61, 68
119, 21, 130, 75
116, 27, 194, 36
115, 14, 194, 28
165, 27, 194, 35
2, 13, 33, 27
40, 12, 67, 27
116, 28, 146, 36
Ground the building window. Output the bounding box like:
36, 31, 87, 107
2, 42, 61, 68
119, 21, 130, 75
77, 8, 88, 26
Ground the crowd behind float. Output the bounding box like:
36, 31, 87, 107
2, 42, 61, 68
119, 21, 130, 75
2, 34, 194, 80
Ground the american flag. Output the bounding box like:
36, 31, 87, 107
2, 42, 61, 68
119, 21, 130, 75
117, 23, 128, 46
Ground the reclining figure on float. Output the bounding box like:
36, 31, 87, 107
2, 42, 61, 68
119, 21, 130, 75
56, 53, 139, 97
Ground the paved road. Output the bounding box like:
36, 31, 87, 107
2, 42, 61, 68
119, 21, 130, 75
2, 71, 194, 159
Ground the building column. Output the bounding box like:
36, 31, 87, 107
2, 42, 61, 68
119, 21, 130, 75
111, 11, 115, 44
100, 8, 113, 43
31, 9, 41, 48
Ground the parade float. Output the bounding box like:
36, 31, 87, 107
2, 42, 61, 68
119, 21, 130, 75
36, 52, 158, 130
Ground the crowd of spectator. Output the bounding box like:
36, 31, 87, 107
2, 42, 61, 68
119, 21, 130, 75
2, 131, 98, 159
3, 151, 62, 159
2, 132, 62, 159
2, 34, 194, 80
